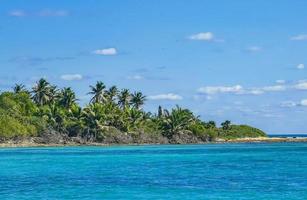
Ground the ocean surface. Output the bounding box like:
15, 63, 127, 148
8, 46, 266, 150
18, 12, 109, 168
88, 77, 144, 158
1, 143, 307, 200
269, 134, 307, 138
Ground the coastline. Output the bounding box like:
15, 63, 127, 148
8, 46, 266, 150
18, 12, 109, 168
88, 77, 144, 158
1, 137, 307, 148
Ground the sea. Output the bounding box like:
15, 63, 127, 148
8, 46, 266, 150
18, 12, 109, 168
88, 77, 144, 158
0, 142, 307, 199
268, 133, 307, 138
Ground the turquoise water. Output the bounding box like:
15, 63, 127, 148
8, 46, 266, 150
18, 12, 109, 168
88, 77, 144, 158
1, 143, 307, 199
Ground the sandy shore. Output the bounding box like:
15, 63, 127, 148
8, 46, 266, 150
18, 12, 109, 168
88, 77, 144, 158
0, 137, 307, 148
222, 137, 307, 143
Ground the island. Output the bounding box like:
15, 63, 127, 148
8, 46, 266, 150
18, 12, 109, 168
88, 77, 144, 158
0, 78, 287, 147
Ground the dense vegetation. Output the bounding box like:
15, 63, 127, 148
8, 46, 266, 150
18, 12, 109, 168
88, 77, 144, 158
0, 78, 266, 144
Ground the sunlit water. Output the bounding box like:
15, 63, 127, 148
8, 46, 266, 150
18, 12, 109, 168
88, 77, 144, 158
1, 143, 307, 199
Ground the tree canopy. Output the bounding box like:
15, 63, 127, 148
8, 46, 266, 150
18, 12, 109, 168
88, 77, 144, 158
0, 78, 266, 143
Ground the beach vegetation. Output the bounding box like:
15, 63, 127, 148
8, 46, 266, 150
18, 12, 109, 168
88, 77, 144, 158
0, 78, 267, 142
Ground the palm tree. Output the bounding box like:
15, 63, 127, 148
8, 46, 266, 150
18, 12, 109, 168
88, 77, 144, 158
48, 85, 59, 105
88, 81, 106, 104
58, 87, 77, 109
204, 120, 216, 129
158, 105, 163, 118
38, 103, 66, 132
13, 84, 27, 94
106, 85, 118, 103
32, 78, 51, 106
82, 103, 107, 141
130, 91, 146, 109
118, 89, 131, 109
160, 106, 195, 138
124, 108, 144, 131
221, 120, 231, 130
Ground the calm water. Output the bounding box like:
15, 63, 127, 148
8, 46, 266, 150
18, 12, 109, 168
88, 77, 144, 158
1, 143, 307, 200
269, 134, 307, 138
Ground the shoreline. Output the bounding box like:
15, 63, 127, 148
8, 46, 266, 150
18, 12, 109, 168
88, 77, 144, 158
1, 137, 307, 148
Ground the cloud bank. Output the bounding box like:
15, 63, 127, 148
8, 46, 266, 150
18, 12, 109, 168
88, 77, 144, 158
60, 74, 83, 81
148, 93, 183, 100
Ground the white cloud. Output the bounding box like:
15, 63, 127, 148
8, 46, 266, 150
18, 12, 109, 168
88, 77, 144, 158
297, 64, 305, 70
290, 34, 307, 41
148, 93, 183, 100
281, 99, 307, 107
8, 9, 69, 17
276, 80, 286, 84
197, 79, 307, 100
127, 75, 144, 80
60, 74, 83, 81
93, 48, 117, 56
188, 32, 215, 41
198, 85, 243, 94
198, 84, 288, 96
294, 81, 307, 90
262, 85, 286, 92
244, 89, 264, 95
246, 46, 262, 52
300, 99, 307, 106
8, 10, 26, 17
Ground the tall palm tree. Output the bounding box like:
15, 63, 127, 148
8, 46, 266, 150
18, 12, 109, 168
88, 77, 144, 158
59, 87, 77, 109
82, 103, 107, 141
48, 85, 59, 105
88, 81, 106, 104
13, 84, 27, 94
106, 85, 118, 103
32, 78, 51, 106
130, 91, 146, 109
160, 106, 195, 138
118, 89, 131, 109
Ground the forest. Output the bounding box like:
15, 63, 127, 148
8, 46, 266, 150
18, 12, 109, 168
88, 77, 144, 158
0, 78, 266, 144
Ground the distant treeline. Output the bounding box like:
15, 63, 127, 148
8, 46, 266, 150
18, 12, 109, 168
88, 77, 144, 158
0, 78, 266, 143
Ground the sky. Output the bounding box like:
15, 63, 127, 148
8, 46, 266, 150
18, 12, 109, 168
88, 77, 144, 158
0, 0, 307, 133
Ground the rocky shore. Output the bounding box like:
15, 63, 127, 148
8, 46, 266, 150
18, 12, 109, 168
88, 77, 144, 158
1, 135, 307, 148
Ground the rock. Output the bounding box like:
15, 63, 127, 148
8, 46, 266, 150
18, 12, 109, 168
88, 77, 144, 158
35, 129, 68, 144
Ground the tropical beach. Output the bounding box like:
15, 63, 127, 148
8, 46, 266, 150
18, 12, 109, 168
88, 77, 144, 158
0, 79, 268, 147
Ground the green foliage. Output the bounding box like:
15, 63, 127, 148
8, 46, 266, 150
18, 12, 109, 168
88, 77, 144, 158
118, 89, 131, 109
32, 78, 56, 106
58, 87, 78, 109
219, 125, 266, 139
221, 120, 231, 130
0, 79, 267, 142
130, 92, 146, 109
159, 106, 195, 138
0, 92, 40, 138
0, 114, 36, 138
88, 81, 107, 103
188, 122, 207, 137
204, 121, 216, 129
13, 84, 28, 94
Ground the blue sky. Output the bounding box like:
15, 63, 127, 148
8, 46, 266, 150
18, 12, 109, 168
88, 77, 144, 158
1, 0, 307, 133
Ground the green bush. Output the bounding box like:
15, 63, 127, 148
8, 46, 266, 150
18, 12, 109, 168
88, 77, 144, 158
219, 125, 266, 139
0, 92, 41, 139
0, 114, 37, 138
